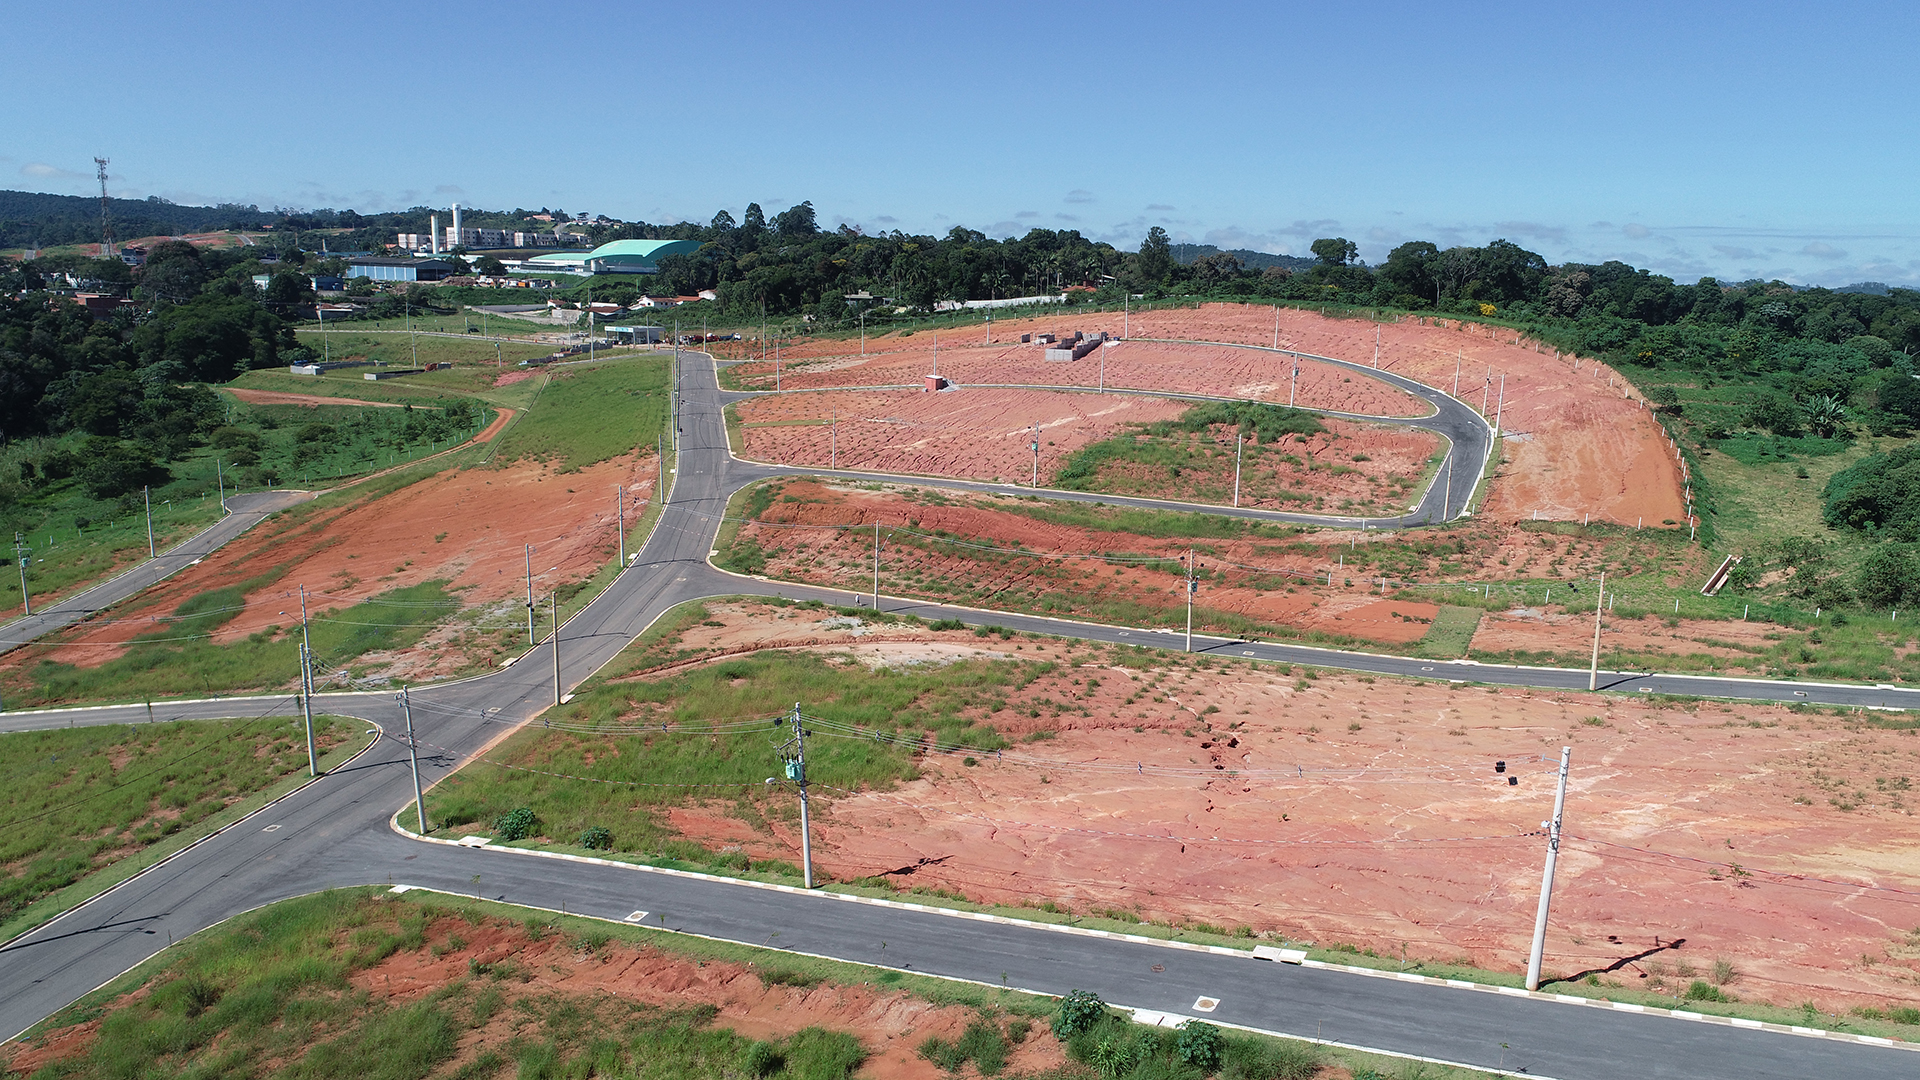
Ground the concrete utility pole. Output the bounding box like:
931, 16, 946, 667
1494, 374, 1506, 439
1031, 423, 1040, 485
1525, 746, 1573, 991
551, 595, 561, 705
830, 410, 837, 469
1454, 350, 1462, 399
1233, 432, 1243, 508
872, 523, 881, 610
12, 534, 28, 616
299, 585, 317, 776
143, 486, 155, 557
1272, 306, 1279, 349
524, 545, 536, 644
216, 459, 225, 510
1289, 358, 1299, 407
616, 485, 627, 566
1184, 549, 1198, 653
400, 687, 426, 833
1588, 571, 1606, 691
1442, 450, 1453, 521
775, 702, 814, 888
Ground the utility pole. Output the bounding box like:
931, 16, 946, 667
830, 410, 837, 468
14, 534, 30, 616
1588, 571, 1606, 691
551, 594, 561, 705
775, 702, 814, 888
1272, 306, 1279, 349
1494, 374, 1506, 439
524, 544, 536, 644
1454, 351, 1462, 399
872, 523, 881, 610
216, 459, 225, 510
300, 585, 317, 776
1289, 358, 1299, 407
1184, 548, 1198, 653
616, 485, 627, 566
1233, 432, 1243, 508
1525, 746, 1573, 991
143, 486, 155, 557
1373, 325, 1380, 368
1030, 423, 1040, 485
859, 308, 865, 356
1443, 451, 1453, 521
400, 687, 426, 833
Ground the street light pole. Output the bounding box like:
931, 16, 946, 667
552, 594, 561, 705
524, 544, 536, 644
143, 486, 155, 557
12, 534, 28, 616
1525, 746, 1572, 991
1233, 432, 1243, 508
400, 687, 426, 833
616, 485, 626, 566
1184, 549, 1197, 653
872, 523, 881, 610
300, 584, 317, 776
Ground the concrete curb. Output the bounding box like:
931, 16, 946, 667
388, 817, 1912, 1054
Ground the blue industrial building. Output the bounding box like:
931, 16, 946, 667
345, 257, 457, 282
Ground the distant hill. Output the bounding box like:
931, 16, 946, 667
1835, 281, 1892, 296
0, 189, 273, 250
1169, 243, 1316, 272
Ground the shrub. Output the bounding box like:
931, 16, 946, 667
1052, 989, 1108, 1038
493, 807, 537, 841
1220, 1035, 1322, 1080
1175, 1021, 1224, 1071
1684, 980, 1731, 1003
744, 1041, 784, 1077
930, 618, 966, 631
577, 825, 612, 850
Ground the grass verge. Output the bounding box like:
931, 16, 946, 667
0, 715, 368, 946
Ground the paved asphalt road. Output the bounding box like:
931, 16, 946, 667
0, 491, 314, 658
2, 348, 1915, 1076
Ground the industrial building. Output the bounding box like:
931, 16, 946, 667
345, 257, 457, 282
584, 239, 703, 273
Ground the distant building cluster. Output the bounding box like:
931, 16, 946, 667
395, 229, 560, 251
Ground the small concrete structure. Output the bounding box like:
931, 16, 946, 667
924, 374, 949, 391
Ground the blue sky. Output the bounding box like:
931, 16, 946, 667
6, 1, 1916, 286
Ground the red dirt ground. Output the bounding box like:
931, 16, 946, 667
1471, 606, 1785, 663
3, 451, 655, 683
737, 304, 1686, 529
633, 605, 1920, 1013
735, 339, 1429, 418
734, 479, 1436, 645
733, 390, 1437, 513
0, 911, 1077, 1080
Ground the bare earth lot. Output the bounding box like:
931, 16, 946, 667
633, 601, 1920, 1013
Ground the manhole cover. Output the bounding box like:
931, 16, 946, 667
1191, 997, 1219, 1013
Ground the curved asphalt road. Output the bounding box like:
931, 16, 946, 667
0, 491, 314, 657
2, 349, 1917, 1077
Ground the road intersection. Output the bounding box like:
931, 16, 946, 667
1, 346, 1915, 1077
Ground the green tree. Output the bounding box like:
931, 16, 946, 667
1310, 237, 1358, 266
1135, 226, 1173, 286
473, 255, 506, 276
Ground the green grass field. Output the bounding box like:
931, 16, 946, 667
488, 356, 670, 470
0, 715, 360, 940
18, 580, 455, 707
424, 633, 1039, 867
293, 327, 555, 370
7, 891, 870, 1080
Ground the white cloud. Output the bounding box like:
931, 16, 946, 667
1623, 223, 1651, 240
1713, 245, 1759, 261
1063, 189, 1095, 204
1801, 241, 1847, 259
1015, 210, 1039, 219
20, 162, 86, 181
